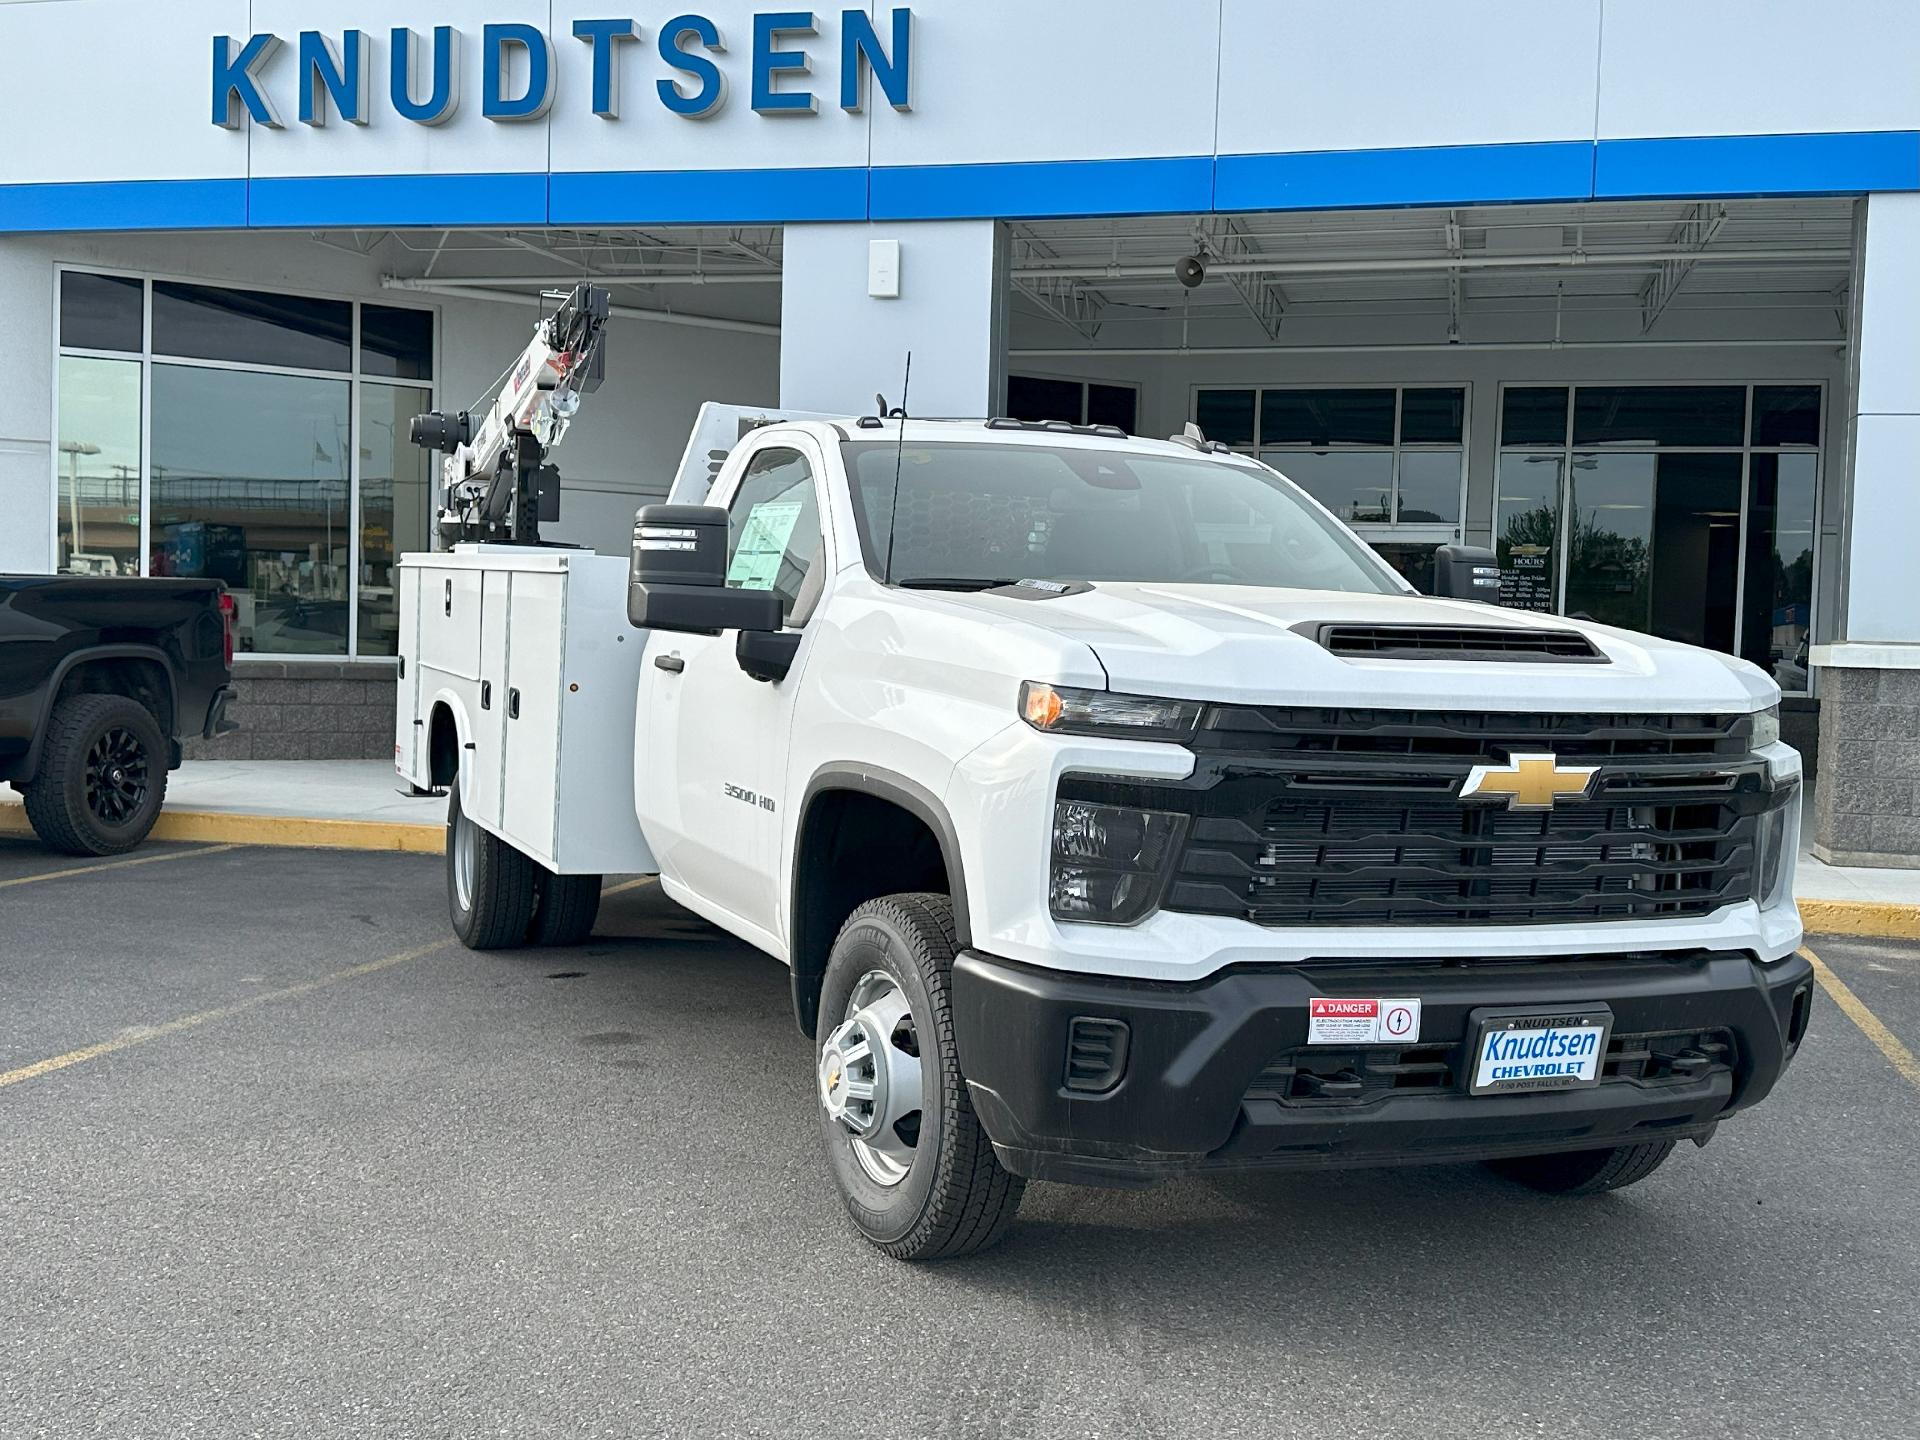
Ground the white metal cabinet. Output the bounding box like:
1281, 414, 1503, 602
501, 570, 564, 860
469, 570, 512, 829
419, 568, 483, 679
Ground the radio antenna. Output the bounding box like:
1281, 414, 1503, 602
881, 351, 911, 585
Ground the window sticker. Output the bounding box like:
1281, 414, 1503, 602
727, 497, 804, 590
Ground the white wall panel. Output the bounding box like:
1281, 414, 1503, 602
1597, 0, 1920, 140
868, 0, 1220, 168
1854, 193, 1920, 417
1216, 0, 1603, 156
0, 0, 250, 185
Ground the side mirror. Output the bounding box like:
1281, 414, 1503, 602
1431, 544, 1501, 601
628, 504, 782, 634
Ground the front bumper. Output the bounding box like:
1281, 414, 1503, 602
953, 948, 1814, 1188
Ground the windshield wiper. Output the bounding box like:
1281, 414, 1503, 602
895, 577, 1019, 592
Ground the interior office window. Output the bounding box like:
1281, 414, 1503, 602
150, 364, 352, 655
1006, 375, 1139, 434
60, 272, 143, 353
152, 281, 352, 372
361, 305, 434, 382
1572, 385, 1745, 448
1195, 389, 1256, 448
55, 356, 142, 576
359, 384, 434, 656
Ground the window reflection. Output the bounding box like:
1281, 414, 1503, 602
358, 385, 434, 656
56, 356, 143, 576
1263, 451, 1394, 525
1743, 453, 1818, 692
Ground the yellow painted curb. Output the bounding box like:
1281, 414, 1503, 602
0, 804, 443, 855
1799, 899, 1920, 942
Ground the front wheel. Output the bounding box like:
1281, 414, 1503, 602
815, 893, 1024, 1261
445, 783, 536, 950
1484, 1140, 1676, 1195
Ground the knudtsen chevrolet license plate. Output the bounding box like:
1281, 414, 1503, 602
1469, 1006, 1614, 1096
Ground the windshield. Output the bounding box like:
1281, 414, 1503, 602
841, 440, 1402, 595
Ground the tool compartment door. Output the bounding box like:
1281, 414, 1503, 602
466, 570, 511, 829
418, 567, 483, 680
502, 570, 564, 865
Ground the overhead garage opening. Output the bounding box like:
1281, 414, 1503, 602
1001, 198, 1856, 694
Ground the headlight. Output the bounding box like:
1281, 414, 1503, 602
1020, 681, 1201, 740
1755, 782, 1799, 910
1749, 705, 1781, 749
1049, 799, 1186, 925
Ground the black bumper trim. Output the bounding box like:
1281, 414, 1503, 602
202, 686, 239, 739
952, 948, 1812, 1189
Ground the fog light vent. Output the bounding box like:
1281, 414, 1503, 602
1064, 1017, 1130, 1094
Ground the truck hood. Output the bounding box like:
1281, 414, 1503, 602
946, 583, 1776, 713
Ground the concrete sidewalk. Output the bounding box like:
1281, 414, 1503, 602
3, 759, 1916, 934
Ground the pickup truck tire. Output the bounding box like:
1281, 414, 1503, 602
815, 893, 1024, 1262
528, 870, 602, 947
21, 693, 169, 856
1484, 1139, 1677, 1195
445, 784, 537, 950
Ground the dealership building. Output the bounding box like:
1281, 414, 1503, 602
1, 1, 1916, 866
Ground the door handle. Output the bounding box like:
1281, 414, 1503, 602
444, 579, 453, 617
507, 688, 521, 719
653, 654, 685, 674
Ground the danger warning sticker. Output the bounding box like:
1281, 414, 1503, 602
1308, 997, 1422, 1046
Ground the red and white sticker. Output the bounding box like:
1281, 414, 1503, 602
1308, 997, 1422, 1045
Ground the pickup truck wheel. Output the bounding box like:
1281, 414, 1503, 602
815, 893, 1024, 1261
528, 870, 602, 947
21, 694, 168, 856
1485, 1140, 1677, 1195
445, 784, 536, 950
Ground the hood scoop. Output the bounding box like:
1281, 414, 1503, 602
1303, 622, 1606, 664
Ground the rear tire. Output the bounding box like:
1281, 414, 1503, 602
528, 869, 602, 946
22, 693, 169, 856
445, 783, 536, 950
1485, 1140, 1676, 1195
815, 893, 1024, 1261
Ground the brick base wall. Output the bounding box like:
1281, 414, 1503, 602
183, 660, 397, 762
1812, 666, 1920, 869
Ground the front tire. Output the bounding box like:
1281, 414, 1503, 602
815, 893, 1024, 1261
1485, 1140, 1676, 1195
445, 783, 536, 950
22, 693, 168, 856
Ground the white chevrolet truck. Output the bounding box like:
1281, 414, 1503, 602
397, 403, 1812, 1261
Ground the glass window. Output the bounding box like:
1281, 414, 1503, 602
359, 384, 434, 656
1195, 389, 1256, 448
1501, 387, 1569, 447
1260, 388, 1395, 446
56, 356, 142, 576
1007, 375, 1084, 425
725, 448, 822, 624
1262, 451, 1394, 525
1494, 454, 1563, 613
1086, 383, 1138, 434
1395, 451, 1463, 525
1750, 385, 1821, 447
1742, 453, 1818, 692
1399, 387, 1465, 444
150, 364, 352, 654
152, 281, 352, 372
1571, 385, 1745, 448
1565, 453, 1656, 632
60, 272, 143, 354
360, 305, 434, 381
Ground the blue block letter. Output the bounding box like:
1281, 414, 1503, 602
752, 11, 816, 115
391, 27, 462, 126
298, 30, 371, 126
483, 22, 555, 122
572, 19, 640, 119
840, 8, 911, 113
212, 33, 284, 129
657, 15, 727, 119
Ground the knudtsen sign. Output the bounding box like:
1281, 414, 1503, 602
212, 10, 913, 129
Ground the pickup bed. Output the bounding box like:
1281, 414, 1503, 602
398, 406, 1812, 1261
1, 576, 236, 854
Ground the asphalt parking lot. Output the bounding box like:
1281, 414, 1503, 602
2, 838, 1918, 1440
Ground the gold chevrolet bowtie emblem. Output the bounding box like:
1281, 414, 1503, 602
1459, 752, 1599, 810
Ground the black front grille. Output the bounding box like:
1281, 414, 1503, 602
1311, 624, 1604, 663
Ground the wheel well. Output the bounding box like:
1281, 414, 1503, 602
54, 657, 174, 737
790, 789, 954, 1037
428, 703, 461, 786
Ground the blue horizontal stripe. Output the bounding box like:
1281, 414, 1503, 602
0, 178, 248, 232
247, 172, 549, 228
1596, 130, 1920, 199
1215, 141, 1595, 212
868, 156, 1215, 220
549, 167, 868, 225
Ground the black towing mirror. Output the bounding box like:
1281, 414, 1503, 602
628, 504, 781, 635
1431, 544, 1501, 601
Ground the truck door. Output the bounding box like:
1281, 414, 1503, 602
636, 441, 828, 941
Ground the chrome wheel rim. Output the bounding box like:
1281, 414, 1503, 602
819, 970, 925, 1187
84, 726, 148, 826
452, 797, 477, 912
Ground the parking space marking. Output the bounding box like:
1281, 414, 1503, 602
0, 842, 240, 891
602, 876, 657, 898
1803, 945, 1920, 1093
0, 939, 454, 1092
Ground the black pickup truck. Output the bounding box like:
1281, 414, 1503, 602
1, 577, 237, 855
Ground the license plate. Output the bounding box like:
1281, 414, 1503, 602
1468, 1006, 1613, 1096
